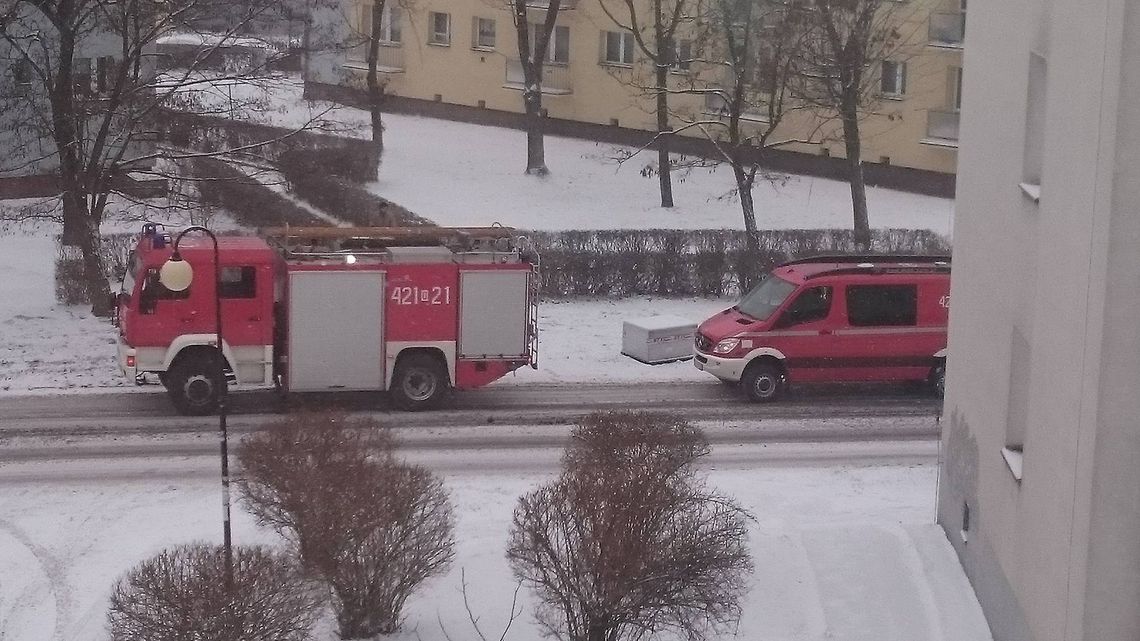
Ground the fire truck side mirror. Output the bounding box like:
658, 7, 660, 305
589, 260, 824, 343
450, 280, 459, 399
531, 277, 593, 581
139, 273, 159, 315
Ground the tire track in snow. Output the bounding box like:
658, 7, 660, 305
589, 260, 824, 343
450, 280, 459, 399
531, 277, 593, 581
0, 521, 67, 641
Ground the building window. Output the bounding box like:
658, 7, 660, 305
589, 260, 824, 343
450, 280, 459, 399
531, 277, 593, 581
95, 56, 113, 93
668, 38, 692, 72
473, 17, 496, 49
429, 11, 451, 46
949, 65, 964, 110
1022, 53, 1046, 191
219, 266, 257, 299
845, 285, 918, 327
73, 57, 92, 95
11, 59, 32, 88
881, 60, 906, 96
360, 3, 401, 44
531, 23, 570, 64
602, 30, 634, 65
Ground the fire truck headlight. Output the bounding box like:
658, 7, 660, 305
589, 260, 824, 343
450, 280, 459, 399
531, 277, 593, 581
712, 338, 741, 355
345, 254, 357, 265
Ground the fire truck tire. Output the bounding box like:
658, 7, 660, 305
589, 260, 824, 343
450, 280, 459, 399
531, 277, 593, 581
390, 353, 450, 411
741, 360, 786, 403
930, 360, 946, 398
167, 353, 223, 416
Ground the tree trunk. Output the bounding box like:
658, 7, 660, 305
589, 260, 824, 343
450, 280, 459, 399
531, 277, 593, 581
654, 62, 674, 207
74, 200, 113, 316
841, 107, 871, 251
523, 87, 549, 176
732, 163, 761, 290
365, 0, 386, 171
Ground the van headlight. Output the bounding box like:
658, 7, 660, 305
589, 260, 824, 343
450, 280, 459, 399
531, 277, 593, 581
712, 338, 741, 355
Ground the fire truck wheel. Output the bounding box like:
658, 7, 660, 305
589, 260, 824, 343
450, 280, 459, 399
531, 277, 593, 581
930, 361, 946, 398
391, 353, 450, 411
741, 361, 785, 403
167, 354, 223, 416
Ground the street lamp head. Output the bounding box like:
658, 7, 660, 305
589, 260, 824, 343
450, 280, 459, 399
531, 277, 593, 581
159, 252, 194, 292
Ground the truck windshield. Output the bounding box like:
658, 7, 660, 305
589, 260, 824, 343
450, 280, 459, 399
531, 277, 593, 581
735, 274, 797, 321
120, 253, 140, 303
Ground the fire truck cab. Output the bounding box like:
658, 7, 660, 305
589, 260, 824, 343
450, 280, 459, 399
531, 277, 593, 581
693, 254, 950, 402
116, 224, 539, 414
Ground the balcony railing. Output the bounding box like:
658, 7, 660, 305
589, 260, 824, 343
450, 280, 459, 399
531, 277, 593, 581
928, 11, 965, 48
526, 0, 577, 8
347, 43, 405, 71
504, 59, 573, 94
923, 110, 960, 147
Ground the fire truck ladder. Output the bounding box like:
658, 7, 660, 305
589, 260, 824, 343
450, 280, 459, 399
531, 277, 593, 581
263, 225, 520, 255
526, 251, 541, 370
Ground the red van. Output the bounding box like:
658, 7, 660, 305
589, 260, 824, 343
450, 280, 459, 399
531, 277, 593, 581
693, 255, 950, 402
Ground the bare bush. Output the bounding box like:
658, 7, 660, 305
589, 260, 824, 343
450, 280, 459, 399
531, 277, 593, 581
507, 411, 753, 641
238, 411, 455, 639
106, 543, 323, 641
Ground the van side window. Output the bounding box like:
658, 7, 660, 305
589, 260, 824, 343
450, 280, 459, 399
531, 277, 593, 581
220, 266, 256, 299
846, 285, 917, 326
779, 286, 832, 326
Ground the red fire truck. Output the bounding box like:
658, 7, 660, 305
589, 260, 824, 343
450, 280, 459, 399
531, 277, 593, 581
116, 224, 539, 414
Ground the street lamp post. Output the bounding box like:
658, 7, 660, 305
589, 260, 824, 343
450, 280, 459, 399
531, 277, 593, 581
158, 225, 234, 590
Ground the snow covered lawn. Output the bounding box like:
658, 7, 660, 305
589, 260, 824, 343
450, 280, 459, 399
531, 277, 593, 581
227, 75, 957, 234
371, 111, 956, 235
0, 459, 992, 641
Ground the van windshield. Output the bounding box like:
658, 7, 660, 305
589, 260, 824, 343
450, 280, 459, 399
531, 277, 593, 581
735, 274, 797, 321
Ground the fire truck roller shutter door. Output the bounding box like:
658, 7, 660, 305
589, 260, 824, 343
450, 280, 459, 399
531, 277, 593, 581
458, 270, 530, 359
287, 270, 386, 392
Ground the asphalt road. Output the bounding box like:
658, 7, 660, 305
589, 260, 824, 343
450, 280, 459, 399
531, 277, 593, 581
0, 381, 942, 438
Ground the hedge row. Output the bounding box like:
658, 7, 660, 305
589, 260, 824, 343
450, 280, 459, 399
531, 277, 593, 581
157, 110, 380, 183
526, 228, 951, 298
191, 157, 327, 229
277, 148, 434, 228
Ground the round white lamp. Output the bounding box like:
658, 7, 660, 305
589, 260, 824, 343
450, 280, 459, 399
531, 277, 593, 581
159, 254, 194, 292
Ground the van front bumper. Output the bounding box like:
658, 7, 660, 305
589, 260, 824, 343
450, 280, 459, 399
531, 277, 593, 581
693, 351, 746, 382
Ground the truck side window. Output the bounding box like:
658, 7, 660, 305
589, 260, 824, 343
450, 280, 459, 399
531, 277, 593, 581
846, 284, 917, 326
219, 266, 256, 299
778, 286, 832, 326
139, 267, 190, 314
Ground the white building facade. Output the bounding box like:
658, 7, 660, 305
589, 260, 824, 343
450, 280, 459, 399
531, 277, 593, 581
937, 0, 1140, 639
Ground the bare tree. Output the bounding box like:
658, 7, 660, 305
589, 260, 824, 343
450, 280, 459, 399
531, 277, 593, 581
0, 0, 321, 315
107, 543, 324, 641
507, 411, 753, 641
238, 411, 455, 639
796, 0, 911, 250
508, 0, 563, 175
597, 0, 699, 207
675, 0, 814, 286
353, 0, 413, 157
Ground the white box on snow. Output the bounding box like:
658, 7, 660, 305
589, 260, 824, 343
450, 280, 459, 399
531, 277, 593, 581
621, 316, 696, 365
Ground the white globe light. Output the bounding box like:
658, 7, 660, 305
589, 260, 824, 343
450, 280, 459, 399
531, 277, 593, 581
159, 258, 194, 292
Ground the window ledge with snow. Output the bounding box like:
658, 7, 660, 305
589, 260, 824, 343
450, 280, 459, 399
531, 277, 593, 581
1019, 182, 1041, 203
1002, 447, 1024, 482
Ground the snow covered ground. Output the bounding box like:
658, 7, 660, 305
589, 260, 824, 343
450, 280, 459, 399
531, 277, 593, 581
372, 112, 956, 235
0, 455, 992, 641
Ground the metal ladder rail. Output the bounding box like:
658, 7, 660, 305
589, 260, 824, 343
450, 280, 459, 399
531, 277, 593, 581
526, 252, 541, 370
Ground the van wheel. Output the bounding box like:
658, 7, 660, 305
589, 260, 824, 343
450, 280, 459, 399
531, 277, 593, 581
742, 361, 785, 403
930, 361, 946, 398
391, 353, 450, 411
167, 353, 223, 416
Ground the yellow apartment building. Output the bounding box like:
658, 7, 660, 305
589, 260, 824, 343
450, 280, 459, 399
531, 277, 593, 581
304, 0, 965, 180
